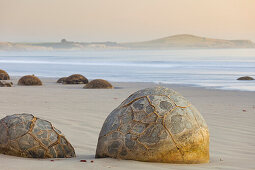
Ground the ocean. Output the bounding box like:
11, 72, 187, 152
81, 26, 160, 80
0, 49, 255, 91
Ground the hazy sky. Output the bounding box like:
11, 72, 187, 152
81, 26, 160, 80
1, 0, 255, 42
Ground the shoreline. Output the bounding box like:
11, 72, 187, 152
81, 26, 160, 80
1, 78, 255, 170
7, 76, 255, 92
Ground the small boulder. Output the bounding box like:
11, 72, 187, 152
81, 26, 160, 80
237, 76, 254, 80
0, 81, 13, 87
0, 113, 76, 158
0, 69, 10, 80
64, 74, 88, 84
18, 75, 42, 86
57, 77, 67, 83
84, 79, 113, 89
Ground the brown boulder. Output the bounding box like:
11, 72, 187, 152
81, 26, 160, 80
84, 79, 113, 89
0, 69, 10, 80
18, 75, 42, 86
237, 76, 254, 80
64, 74, 88, 84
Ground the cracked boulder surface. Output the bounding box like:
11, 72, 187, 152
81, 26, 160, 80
96, 87, 209, 163
0, 113, 75, 158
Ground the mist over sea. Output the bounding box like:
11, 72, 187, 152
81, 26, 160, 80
0, 49, 255, 91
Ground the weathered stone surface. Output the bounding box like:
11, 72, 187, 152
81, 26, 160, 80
84, 79, 113, 89
18, 75, 42, 86
0, 69, 10, 80
96, 87, 209, 163
0, 113, 75, 158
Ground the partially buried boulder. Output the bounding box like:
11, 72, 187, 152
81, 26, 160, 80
237, 76, 254, 80
57, 77, 67, 83
64, 74, 88, 84
0, 113, 76, 158
84, 79, 113, 89
18, 75, 42, 86
0, 69, 10, 80
0, 81, 13, 87
96, 87, 209, 164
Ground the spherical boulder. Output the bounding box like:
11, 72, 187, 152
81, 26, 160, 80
57, 77, 67, 83
0, 113, 75, 158
96, 87, 209, 164
84, 79, 113, 89
18, 75, 42, 86
0, 69, 10, 80
64, 74, 88, 84
237, 76, 254, 80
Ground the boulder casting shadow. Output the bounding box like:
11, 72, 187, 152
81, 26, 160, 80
95, 87, 209, 164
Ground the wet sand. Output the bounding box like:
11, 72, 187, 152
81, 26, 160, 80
1, 78, 255, 170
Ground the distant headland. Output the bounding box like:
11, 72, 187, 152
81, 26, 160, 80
1, 34, 255, 51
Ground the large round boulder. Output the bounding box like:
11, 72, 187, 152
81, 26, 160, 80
84, 79, 113, 89
0, 69, 10, 80
64, 74, 88, 84
96, 87, 209, 163
0, 113, 75, 158
237, 76, 254, 80
18, 75, 42, 86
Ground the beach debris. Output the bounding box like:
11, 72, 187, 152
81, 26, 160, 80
242, 109, 247, 112
237, 76, 254, 80
56, 77, 67, 83
50, 160, 54, 162
63, 74, 88, 84
0, 81, 13, 87
0, 69, 10, 80
80, 160, 87, 162
0, 113, 76, 158
96, 87, 209, 163
84, 79, 113, 89
91, 160, 94, 163
18, 75, 42, 86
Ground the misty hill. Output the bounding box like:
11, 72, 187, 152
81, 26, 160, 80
122, 34, 255, 49
0, 34, 254, 51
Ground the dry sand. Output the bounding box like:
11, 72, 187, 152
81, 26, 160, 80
1, 78, 255, 170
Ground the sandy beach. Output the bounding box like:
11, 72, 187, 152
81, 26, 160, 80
1, 78, 255, 170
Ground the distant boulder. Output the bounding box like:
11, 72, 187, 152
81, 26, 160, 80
84, 79, 113, 89
18, 75, 42, 86
64, 74, 88, 84
0, 81, 13, 87
57, 77, 67, 83
61, 39, 67, 43
0, 69, 10, 80
237, 76, 254, 80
